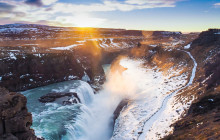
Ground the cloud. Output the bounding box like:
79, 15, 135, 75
0, 0, 180, 27
25, 0, 43, 7
52, 0, 178, 13
42, 0, 58, 5
53, 14, 107, 27
125, 0, 177, 5
214, 3, 220, 8
0, 2, 14, 13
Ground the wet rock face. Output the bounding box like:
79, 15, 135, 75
39, 92, 80, 105
0, 87, 42, 140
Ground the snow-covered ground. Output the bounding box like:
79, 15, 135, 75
138, 50, 197, 140
111, 59, 188, 139
184, 43, 191, 49
50, 44, 79, 50
112, 49, 197, 140
0, 28, 38, 33
50, 41, 84, 50
50, 38, 136, 50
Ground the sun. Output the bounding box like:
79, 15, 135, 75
73, 14, 105, 27
55, 14, 106, 27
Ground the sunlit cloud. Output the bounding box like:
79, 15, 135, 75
125, 0, 179, 5
0, 0, 181, 27
54, 14, 107, 27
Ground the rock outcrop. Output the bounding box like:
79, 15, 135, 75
113, 99, 129, 124
39, 92, 80, 105
0, 87, 41, 140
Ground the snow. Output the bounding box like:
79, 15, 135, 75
33, 54, 44, 57
138, 50, 197, 140
9, 52, 17, 60
50, 44, 79, 50
8, 50, 20, 52
20, 74, 30, 78
161, 31, 181, 35
112, 51, 197, 140
98, 38, 134, 49
111, 59, 188, 140
184, 43, 191, 49
76, 40, 86, 43
214, 32, 220, 34
149, 45, 157, 47
0, 28, 38, 33
145, 95, 195, 139
68, 75, 77, 80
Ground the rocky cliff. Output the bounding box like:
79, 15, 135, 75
0, 87, 41, 140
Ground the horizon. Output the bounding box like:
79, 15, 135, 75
0, 0, 220, 32
0, 22, 204, 33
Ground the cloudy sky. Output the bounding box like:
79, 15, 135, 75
0, 0, 220, 32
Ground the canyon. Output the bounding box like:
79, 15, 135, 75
0, 24, 219, 140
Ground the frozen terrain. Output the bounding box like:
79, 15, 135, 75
112, 50, 197, 140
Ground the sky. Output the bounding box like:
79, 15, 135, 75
0, 0, 220, 32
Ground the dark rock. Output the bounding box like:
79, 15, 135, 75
187, 93, 220, 115
0, 87, 42, 140
113, 99, 130, 123
0, 133, 18, 140
0, 52, 85, 92
38, 92, 80, 105
0, 50, 106, 92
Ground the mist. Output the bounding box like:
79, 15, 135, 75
79, 56, 149, 140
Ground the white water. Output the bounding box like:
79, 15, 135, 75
138, 50, 197, 140
74, 60, 144, 140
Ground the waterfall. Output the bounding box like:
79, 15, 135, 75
66, 59, 145, 140
70, 81, 94, 105
23, 58, 143, 140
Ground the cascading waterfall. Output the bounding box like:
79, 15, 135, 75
22, 80, 96, 140
71, 58, 147, 140
22, 57, 144, 140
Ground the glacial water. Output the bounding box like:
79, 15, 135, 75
21, 80, 95, 140
22, 64, 112, 140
